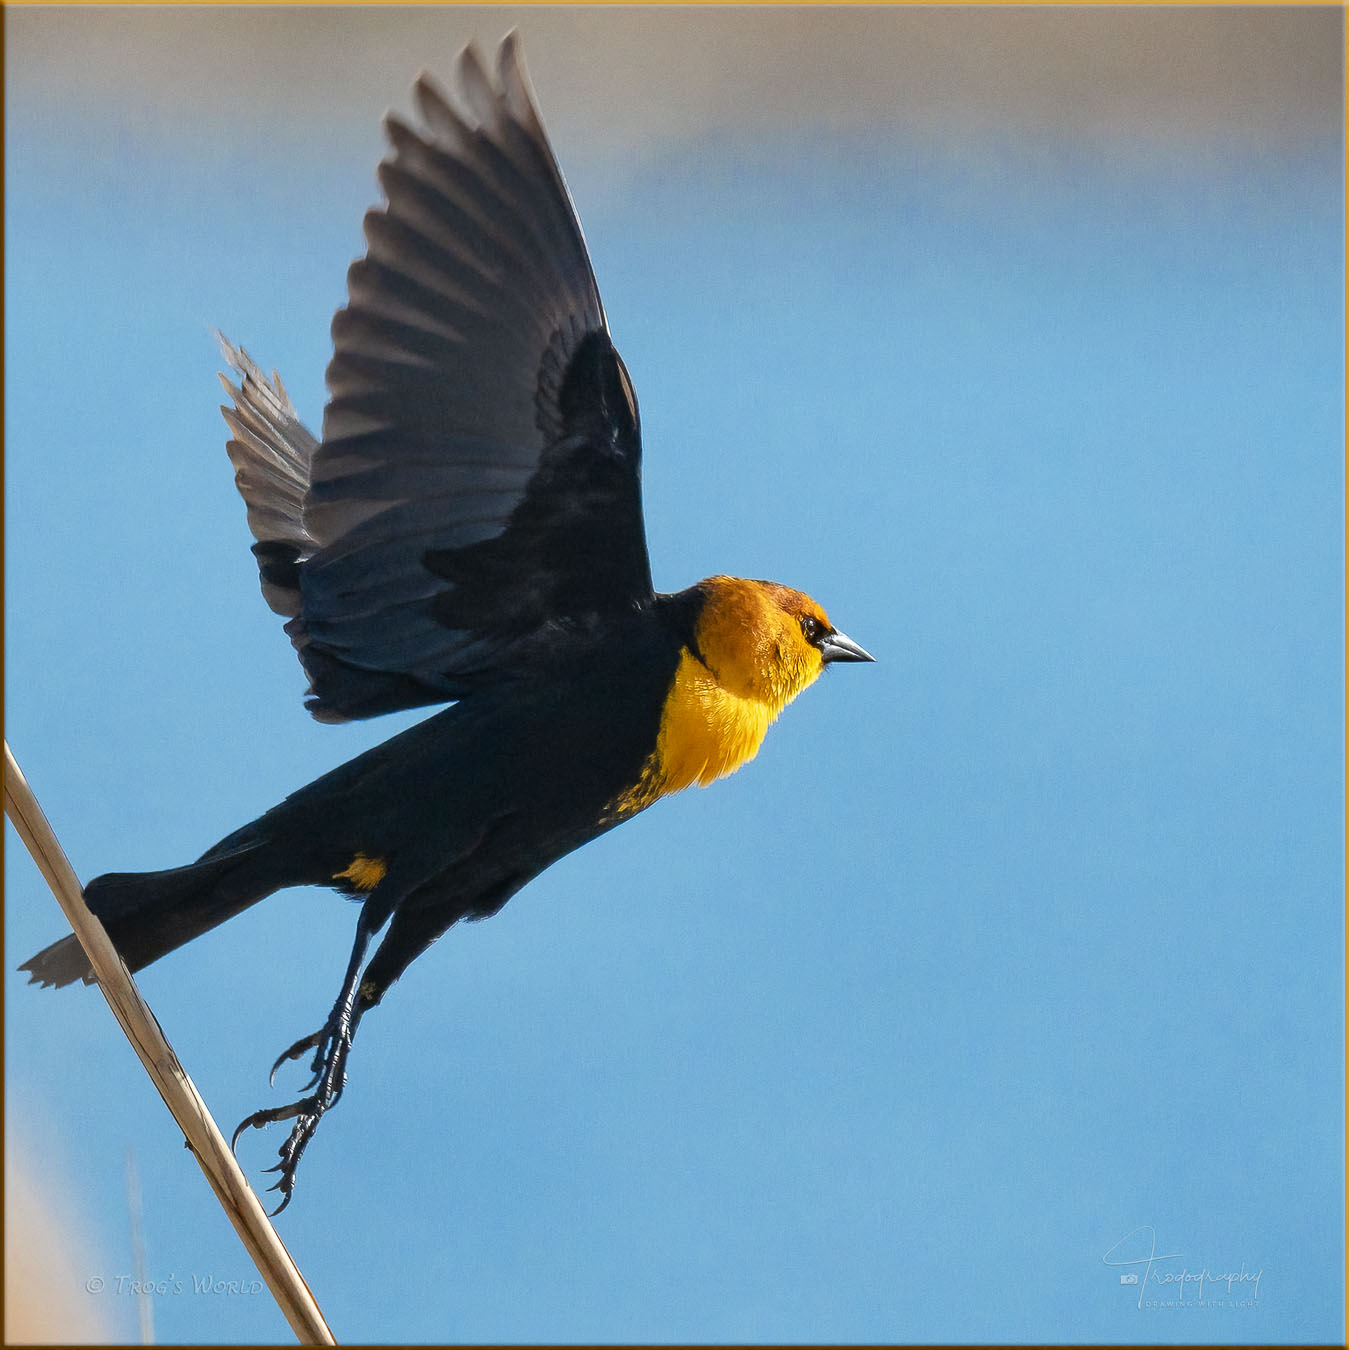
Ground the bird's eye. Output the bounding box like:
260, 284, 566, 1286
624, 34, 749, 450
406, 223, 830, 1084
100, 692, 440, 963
800, 616, 824, 645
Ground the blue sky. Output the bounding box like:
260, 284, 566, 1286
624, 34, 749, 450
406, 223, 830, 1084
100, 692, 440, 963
5, 6, 1342, 1344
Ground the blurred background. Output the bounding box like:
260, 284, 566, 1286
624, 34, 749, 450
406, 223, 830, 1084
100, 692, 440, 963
5, 6, 1342, 1343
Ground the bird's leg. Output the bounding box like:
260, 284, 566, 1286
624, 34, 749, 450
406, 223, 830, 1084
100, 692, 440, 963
231, 905, 381, 1214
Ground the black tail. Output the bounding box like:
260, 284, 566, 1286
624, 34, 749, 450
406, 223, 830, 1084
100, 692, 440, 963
21, 840, 281, 988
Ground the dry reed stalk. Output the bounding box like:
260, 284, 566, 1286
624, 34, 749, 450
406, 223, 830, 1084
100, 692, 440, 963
4, 741, 336, 1346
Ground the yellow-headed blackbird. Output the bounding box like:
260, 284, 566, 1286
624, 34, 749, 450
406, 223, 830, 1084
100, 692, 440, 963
21, 35, 872, 1212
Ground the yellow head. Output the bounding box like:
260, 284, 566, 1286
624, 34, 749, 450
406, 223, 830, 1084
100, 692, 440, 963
691, 575, 872, 715
604, 576, 873, 819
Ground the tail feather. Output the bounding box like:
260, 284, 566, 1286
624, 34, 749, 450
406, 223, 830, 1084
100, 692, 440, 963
21, 841, 277, 989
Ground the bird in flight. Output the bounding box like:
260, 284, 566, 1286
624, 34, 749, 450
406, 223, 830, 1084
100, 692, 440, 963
22, 33, 873, 1213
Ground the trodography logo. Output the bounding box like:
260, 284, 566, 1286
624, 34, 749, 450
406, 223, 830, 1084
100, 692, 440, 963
1103, 1225, 1262, 1312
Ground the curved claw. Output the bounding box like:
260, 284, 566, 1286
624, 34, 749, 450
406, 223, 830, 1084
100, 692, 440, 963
231, 1109, 273, 1152
266, 1184, 295, 1218
269, 1031, 324, 1088
232, 1098, 307, 1149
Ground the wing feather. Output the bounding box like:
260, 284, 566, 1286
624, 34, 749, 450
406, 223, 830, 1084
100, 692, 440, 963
219, 35, 651, 721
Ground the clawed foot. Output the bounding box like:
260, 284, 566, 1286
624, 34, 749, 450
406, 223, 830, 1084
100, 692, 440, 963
231, 1017, 355, 1215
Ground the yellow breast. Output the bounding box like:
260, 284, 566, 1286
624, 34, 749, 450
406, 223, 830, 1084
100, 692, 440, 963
603, 646, 780, 822
657, 647, 778, 791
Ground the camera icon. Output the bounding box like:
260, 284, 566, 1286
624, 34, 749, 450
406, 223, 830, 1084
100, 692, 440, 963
1119, 1273, 1139, 1285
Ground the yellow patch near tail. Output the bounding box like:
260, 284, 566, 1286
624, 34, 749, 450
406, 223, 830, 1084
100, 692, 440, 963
332, 853, 388, 891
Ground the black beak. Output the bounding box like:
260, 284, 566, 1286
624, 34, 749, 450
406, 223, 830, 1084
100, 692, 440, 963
820, 629, 875, 664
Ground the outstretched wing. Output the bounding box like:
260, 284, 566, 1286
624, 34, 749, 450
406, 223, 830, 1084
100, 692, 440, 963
222, 34, 651, 722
